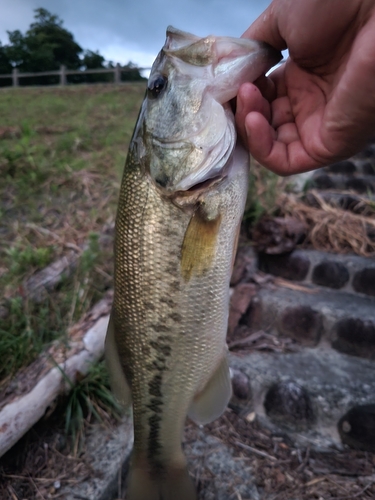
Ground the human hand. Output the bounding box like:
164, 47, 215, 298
236, 0, 375, 175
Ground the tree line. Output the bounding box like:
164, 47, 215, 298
0, 8, 145, 86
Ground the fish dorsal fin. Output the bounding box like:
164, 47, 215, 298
104, 314, 132, 408
188, 355, 232, 425
164, 26, 214, 66
165, 26, 200, 49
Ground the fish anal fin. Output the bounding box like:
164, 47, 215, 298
104, 314, 132, 408
188, 355, 232, 425
181, 208, 221, 282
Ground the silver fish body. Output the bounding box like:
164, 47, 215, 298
105, 26, 281, 500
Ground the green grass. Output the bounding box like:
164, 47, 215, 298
63, 360, 124, 455
244, 158, 284, 224
0, 83, 146, 385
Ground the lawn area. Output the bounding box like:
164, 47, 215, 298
0, 83, 146, 382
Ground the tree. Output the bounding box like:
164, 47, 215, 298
0, 42, 11, 74
121, 62, 144, 82
3, 8, 82, 84
0, 8, 145, 86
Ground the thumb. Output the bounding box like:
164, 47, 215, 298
241, 0, 287, 51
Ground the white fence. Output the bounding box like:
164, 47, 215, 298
0, 64, 151, 86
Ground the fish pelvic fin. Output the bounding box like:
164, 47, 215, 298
188, 355, 232, 425
127, 457, 197, 500
104, 313, 132, 407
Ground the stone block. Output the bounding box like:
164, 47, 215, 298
258, 251, 310, 281
278, 305, 322, 346
326, 161, 356, 175
312, 260, 350, 289
362, 162, 375, 175
228, 283, 257, 337
333, 317, 375, 359
242, 295, 263, 332
264, 381, 315, 429
345, 177, 374, 193
312, 173, 334, 189
338, 404, 375, 452
231, 368, 252, 401
352, 268, 375, 297
230, 246, 256, 286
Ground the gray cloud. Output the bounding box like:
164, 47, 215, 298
0, 0, 272, 66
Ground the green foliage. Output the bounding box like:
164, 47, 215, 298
3, 8, 82, 86
0, 8, 145, 86
0, 84, 145, 383
121, 62, 145, 82
0, 42, 11, 75
0, 297, 60, 378
64, 360, 123, 453
5, 245, 52, 276
244, 163, 281, 225
81, 233, 100, 274
82, 50, 105, 70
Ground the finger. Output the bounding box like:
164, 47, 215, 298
241, 1, 287, 51
236, 83, 270, 145
268, 64, 288, 98
271, 96, 294, 128
245, 112, 326, 175
275, 122, 300, 144
252, 75, 276, 102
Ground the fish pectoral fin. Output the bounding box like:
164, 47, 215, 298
104, 314, 132, 408
188, 355, 232, 425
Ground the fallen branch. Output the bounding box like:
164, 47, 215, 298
0, 311, 110, 457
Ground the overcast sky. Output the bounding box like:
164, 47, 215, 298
1, 0, 272, 68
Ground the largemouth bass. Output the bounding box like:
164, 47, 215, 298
105, 26, 281, 500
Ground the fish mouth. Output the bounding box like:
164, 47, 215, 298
172, 154, 233, 202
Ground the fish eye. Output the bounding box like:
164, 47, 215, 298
147, 76, 167, 99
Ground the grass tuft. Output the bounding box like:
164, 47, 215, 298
64, 360, 124, 455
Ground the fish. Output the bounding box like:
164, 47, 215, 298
105, 26, 281, 500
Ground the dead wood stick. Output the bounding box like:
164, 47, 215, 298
0, 314, 109, 458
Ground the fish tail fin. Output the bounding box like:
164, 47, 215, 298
127, 457, 197, 500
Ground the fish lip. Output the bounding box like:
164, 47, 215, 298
171, 149, 235, 203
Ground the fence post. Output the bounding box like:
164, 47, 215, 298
12, 68, 18, 87
114, 63, 121, 84
60, 65, 67, 86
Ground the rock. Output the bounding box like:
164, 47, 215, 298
312, 260, 350, 289
352, 268, 375, 297
333, 318, 375, 359
231, 369, 252, 401
186, 430, 260, 500
345, 177, 374, 193
258, 251, 310, 281
229, 349, 375, 450
252, 216, 306, 254
326, 161, 356, 175
242, 283, 375, 355
312, 173, 335, 189
60, 415, 133, 500
362, 162, 375, 175
278, 305, 322, 347
264, 381, 314, 429
338, 404, 375, 452
228, 283, 257, 337
230, 245, 256, 286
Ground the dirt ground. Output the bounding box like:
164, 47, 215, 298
1, 361, 375, 500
